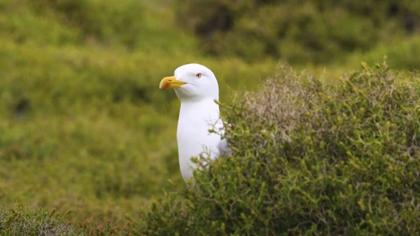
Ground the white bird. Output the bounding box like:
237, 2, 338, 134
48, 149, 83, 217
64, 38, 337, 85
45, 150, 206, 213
159, 63, 228, 181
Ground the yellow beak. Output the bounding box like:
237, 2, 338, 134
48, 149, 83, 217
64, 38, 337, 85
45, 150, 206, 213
159, 76, 186, 90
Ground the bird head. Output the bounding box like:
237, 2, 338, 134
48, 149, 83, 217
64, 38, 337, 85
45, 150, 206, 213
159, 63, 219, 102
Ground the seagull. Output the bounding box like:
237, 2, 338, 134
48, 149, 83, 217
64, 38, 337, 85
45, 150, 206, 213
159, 63, 228, 181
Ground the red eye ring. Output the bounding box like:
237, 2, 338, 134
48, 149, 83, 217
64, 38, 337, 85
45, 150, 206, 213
196, 73, 202, 78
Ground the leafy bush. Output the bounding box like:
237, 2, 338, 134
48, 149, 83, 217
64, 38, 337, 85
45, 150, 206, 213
0, 0, 199, 53
140, 63, 420, 235
350, 36, 420, 70
177, 0, 420, 63
29, 0, 146, 47
0, 208, 78, 235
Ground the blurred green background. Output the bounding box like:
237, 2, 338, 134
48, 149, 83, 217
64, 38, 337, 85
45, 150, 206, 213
0, 0, 418, 234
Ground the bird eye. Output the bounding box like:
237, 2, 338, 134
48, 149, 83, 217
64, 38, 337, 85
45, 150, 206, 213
196, 73, 202, 79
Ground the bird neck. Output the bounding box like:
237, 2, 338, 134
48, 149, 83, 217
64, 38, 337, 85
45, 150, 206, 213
179, 98, 220, 123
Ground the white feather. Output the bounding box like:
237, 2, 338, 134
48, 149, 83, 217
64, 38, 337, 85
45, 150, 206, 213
169, 63, 228, 181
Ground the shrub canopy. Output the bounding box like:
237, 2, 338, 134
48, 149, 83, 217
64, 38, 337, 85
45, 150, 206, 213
0, 209, 78, 235
178, 0, 420, 63
141, 64, 420, 235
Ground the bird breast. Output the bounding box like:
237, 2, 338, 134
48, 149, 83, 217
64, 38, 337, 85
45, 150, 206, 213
176, 99, 222, 180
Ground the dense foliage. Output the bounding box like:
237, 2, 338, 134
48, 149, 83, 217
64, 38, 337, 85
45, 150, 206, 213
178, 0, 420, 63
141, 64, 420, 235
0, 209, 78, 235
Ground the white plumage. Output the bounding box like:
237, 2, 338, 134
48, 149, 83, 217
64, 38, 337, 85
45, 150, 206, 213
159, 63, 227, 181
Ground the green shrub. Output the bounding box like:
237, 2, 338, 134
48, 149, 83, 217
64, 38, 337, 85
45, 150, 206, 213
0, 208, 78, 235
177, 0, 420, 63
29, 0, 146, 47
0, 1, 78, 45
350, 36, 420, 70
140, 63, 420, 235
